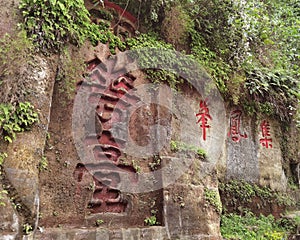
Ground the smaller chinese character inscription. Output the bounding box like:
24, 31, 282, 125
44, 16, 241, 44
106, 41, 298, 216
196, 100, 212, 141
259, 120, 272, 148
228, 110, 247, 142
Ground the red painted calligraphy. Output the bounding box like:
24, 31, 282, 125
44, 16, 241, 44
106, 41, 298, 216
259, 120, 272, 148
196, 100, 212, 141
74, 58, 139, 214
228, 110, 247, 142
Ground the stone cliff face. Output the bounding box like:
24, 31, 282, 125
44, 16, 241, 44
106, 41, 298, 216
0, 1, 299, 240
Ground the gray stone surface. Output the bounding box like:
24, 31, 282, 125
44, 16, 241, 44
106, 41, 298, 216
226, 112, 259, 182
2, 56, 57, 230
34, 227, 168, 240
0, 186, 19, 240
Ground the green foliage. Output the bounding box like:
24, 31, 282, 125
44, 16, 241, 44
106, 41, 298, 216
204, 188, 222, 214
0, 152, 7, 166
148, 155, 161, 171
144, 210, 159, 226
161, 5, 193, 49
221, 211, 291, 240
0, 102, 39, 143
244, 67, 298, 121
20, 0, 125, 53
219, 180, 296, 207
189, 27, 231, 94
144, 215, 157, 226
170, 140, 207, 159
95, 219, 104, 226
56, 47, 85, 99
145, 0, 299, 122
23, 223, 33, 235
0, 29, 33, 78
126, 33, 193, 89
287, 177, 299, 190
278, 215, 300, 234
131, 159, 141, 173
20, 0, 97, 51
39, 156, 48, 171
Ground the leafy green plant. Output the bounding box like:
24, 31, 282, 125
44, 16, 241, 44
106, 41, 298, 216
126, 33, 199, 90
244, 67, 298, 121
95, 219, 104, 226
20, 0, 97, 51
23, 223, 33, 235
0, 102, 39, 143
39, 156, 48, 171
153, 0, 300, 122
219, 180, 296, 207
132, 160, 141, 173
148, 155, 161, 171
144, 210, 159, 226
204, 188, 222, 214
161, 4, 193, 50
144, 215, 157, 226
170, 140, 207, 159
19, 0, 125, 53
56, 47, 85, 99
0, 152, 7, 166
287, 177, 299, 190
221, 211, 290, 240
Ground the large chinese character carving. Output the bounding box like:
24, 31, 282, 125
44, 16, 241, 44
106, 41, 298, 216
259, 120, 272, 148
196, 100, 212, 141
74, 58, 139, 214
228, 110, 247, 142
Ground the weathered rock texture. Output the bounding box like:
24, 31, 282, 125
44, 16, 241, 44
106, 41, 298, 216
1, 55, 57, 238
0, 0, 57, 238
37, 45, 222, 239
0, 0, 299, 239
224, 110, 287, 191
0, 186, 19, 240
0, 0, 20, 38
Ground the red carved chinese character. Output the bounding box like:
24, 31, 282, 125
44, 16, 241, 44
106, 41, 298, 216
259, 120, 272, 148
196, 100, 212, 141
228, 110, 248, 142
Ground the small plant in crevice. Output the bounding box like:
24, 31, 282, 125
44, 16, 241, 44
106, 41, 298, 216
38, 156, 48, 171
132, 160, 141, 173
0, 102, 39, 143
144, 209, 159, 226
23, 223, 33, 235
95, 219, 104, 226
170, 140, 207, 159
148, 155, 161, 171
204, 188, 222, 214
0, 152, 7, 166
287, 176, 299, 191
